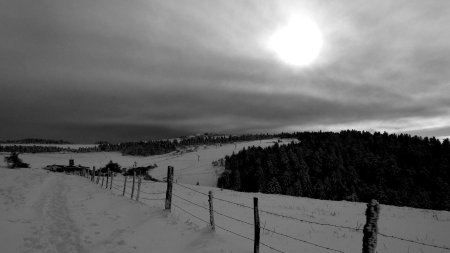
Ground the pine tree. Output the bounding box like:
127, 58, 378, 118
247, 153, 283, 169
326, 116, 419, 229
232, 170, 241, 191
265, 177, 282, 194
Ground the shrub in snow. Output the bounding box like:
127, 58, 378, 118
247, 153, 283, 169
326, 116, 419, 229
4, 152, 29, 169
100, 160, 122, 174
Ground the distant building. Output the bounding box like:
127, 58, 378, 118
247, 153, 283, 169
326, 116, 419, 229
43, 159, 89, 173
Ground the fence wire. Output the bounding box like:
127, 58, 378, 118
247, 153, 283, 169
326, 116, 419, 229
262, 227, 345, 253
213, 196, 254, 209
81, 172, 450, 253
259, 209, 362, 232
213, 209, 254, 226
172, 202, 284, 253
174, 183, 208, 196
140, 189, 166, 195
172, 192, 209, 210
140, 196, 166, 201
141, 180, 160, 184
377, 231, 450, 251
111, 185, 122, 191
172, 202, 210, 224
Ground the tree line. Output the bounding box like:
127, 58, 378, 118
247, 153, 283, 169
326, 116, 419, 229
97, 134, 274, 156
1, 133, 276, 156
218, 130, 450, 211
176, 133, 274, 146
1, 138, 71, 144
0, 145, 67, 153
98, 141, 177, 156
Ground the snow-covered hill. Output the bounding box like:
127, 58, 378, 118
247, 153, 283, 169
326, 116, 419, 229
1, 139, 449, 253
0, 139, 295, 186
1, 167, 449, 253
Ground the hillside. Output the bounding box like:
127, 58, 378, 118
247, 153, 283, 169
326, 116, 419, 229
1, 138, 450, 253
1, 167, 449, 253
0, 134, 277, 155
1, 139, 293, 187
219, 131, 450, 210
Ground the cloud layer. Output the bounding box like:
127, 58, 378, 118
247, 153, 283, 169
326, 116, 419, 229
1, 0, 449, 142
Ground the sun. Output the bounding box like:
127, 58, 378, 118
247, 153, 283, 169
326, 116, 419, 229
267, 16, 323, 67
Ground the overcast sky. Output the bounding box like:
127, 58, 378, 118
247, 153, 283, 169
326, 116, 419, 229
1, 0, 449, 142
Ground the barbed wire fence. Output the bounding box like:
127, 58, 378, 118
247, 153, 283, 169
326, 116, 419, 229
78, 166, 450, 253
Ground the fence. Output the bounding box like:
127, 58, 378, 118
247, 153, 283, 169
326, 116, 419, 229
77, 166, 450, 253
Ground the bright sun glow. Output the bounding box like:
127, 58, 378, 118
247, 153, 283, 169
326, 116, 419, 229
267, 16, 323, 67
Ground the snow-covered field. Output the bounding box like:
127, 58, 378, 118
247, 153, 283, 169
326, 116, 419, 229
1, 168, 449, 253
1, 140, 449, 253
0, 139, 294, 186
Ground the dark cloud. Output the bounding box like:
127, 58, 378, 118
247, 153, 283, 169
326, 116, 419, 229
1, 0, 449, 142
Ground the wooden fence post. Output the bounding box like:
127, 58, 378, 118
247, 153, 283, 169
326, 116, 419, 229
254, 197, 260, 253
165, 166, 174, 210
208, 191, 215, 231
106, 169, 110, 189
136, 176, 142, 201
362, 199, 380, 253
123, 176, 127, 196
131, 170, 136, 199
110, 171, 114, 190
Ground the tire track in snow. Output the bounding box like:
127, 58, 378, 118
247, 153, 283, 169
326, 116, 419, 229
23, 175, 84, 253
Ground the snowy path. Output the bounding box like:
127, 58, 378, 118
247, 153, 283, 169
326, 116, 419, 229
23, 175, 83, 252
0, 170, 87, 253
0, 169, 244, 253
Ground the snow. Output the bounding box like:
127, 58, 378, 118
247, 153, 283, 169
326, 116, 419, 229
0, 169, 247, 253
1, 140, 449, 253
1, 139, 295, 187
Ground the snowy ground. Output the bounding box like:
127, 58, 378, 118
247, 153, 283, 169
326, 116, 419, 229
0, 168, 244, 253
1, 140, 449, 253
1, 139, 294, 186
1, 168, 449, 253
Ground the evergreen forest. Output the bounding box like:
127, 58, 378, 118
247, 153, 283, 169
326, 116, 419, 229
218, 131, 450, 210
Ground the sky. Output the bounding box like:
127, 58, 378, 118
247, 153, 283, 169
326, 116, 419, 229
1, 0, 449, 143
